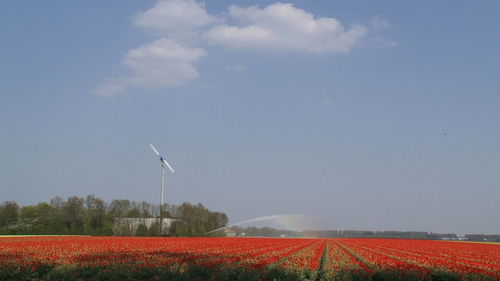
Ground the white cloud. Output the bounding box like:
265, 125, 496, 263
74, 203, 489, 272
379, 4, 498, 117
204, 3, 367, 54
92, 39, 205, 97
135, 0, 215, 38
125, 39, 206, 87
92, 1, 393, 96
92, 0, 212, 97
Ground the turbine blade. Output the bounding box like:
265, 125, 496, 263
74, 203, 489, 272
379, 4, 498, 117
162, 159, 175, 173
149, 144, 160, 156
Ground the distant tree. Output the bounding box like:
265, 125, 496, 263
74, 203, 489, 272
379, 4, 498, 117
62, 196, 84, 233
169, 220, 185, 237
1, 196, 228, 237
23, 202, 57, 234
0, 201, 20, 234
50, 196, 64, 209
246, 226, 258, 236
108, 200, 132, 218
84, 195, 107, 234
139, 201, 152, 217
160, 208, 172, 218
215, 212, 228, 229
0, 201, 20, 226
149, 222, 161, 236
47, 197, 65, 233
165, 203, 227, 237
126, 208, 141, 218
20, 205, 37, 221
261, 227, 279, 237
136, 224, 149, 236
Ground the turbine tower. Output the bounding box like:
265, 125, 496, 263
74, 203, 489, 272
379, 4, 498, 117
149, 144, 175, 235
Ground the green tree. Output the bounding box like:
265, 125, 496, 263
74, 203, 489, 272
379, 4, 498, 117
48, 197, 66, 233
84, 194, 107, 234
136, 224, 149, 236
0, 196, 228, 237
139, 201, 152, 217
108, 200, 132, 218
126, 208, 142, 218
149, 222, 161, 236
62, 196, 84, 233
20, 203, 55, 234
0, 201, 20, 226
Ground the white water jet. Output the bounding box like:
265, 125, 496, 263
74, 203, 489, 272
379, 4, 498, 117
205, 214, 311, 235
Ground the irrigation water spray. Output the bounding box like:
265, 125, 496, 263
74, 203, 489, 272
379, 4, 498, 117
204, 214, 311, 235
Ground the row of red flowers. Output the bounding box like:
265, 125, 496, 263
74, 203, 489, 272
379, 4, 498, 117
1, 236, 499, 279
338, 238, 500, 279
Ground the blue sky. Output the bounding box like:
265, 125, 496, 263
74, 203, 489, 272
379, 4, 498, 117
1, 0, 499, 234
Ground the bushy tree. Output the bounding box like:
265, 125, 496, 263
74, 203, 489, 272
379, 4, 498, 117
0, 201, 20, 226
62, 196, 84, 233
126, 208, 141, 218
136, 223, 149, 236
84, 194, 107, 234
108, 199, 132, 218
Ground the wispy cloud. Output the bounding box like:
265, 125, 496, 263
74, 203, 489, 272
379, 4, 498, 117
224, 63, 247, 73
370, 15, 391, 32
369, 15, 398, 47
90, 78, 129, 97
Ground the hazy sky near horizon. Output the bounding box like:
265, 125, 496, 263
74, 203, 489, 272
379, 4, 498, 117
1, 0, 499, 234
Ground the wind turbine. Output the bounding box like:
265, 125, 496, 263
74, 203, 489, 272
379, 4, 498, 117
149, 144, 175, 234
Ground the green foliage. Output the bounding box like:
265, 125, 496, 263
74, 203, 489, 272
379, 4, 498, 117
264, 266, 302, 281
84, 195, 107, 235
0, 195, 228, 237
429, 271, 464, 281
135, 223, 149, 236
148, 222, 161, 236
0, 201, 19, 227
0, 264, 498, 281
46, 265, 77, 281
61, 196, 85, 233
372, 270, 423, 281
33, 264, 55, 277
126, 208, 142, 218
167, 202, 228, 237
213, 267, 261, 281
0, 266, 30, 281
317, 243, 329, 281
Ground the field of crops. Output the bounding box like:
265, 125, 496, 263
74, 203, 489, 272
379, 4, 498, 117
0, 236, 499, 281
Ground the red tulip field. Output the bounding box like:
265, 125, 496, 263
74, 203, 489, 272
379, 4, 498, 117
0, 236, 499, 280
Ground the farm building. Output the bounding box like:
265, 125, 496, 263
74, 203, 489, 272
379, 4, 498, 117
114, 217, 176, 235
224, 228, 237, 237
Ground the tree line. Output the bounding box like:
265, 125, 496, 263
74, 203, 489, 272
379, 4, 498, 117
0, 195, 228, 236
